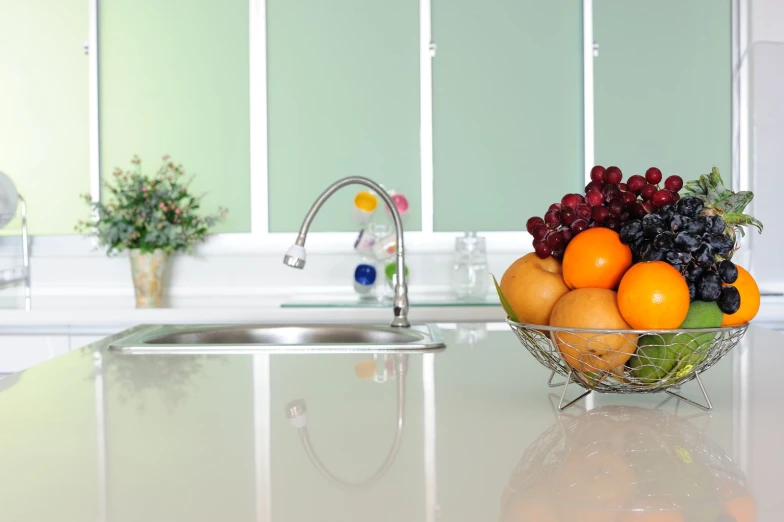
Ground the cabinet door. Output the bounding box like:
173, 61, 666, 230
593, 0, 731, 182
69, 335, 109, 351
99, 0, 251, 233
267, 0, 421, 232
0, 0, 90, 235
0, 336, 69, 374
432, 0, 584, 231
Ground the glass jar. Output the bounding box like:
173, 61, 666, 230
450, 232, 489, 300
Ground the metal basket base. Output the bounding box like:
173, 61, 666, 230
549, 370, 713, 412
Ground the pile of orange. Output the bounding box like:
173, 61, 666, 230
560, 228, 694, 331
500, 228, 761, 335
556, 227, 760, 330
499, 227, 762, 375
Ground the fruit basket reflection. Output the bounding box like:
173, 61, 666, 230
508, 321, 747, 411
502, 405, 755, 521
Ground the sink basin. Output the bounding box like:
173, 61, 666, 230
109, 324, 445, 354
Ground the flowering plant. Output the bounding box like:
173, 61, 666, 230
76, 155, 227, 254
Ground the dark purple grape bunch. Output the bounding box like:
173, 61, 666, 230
619, 196, 741, 314
526, 166, 684, 261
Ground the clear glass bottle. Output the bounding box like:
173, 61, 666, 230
450, 232, 490, 300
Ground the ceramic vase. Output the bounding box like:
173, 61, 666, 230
129, 249, 168, 308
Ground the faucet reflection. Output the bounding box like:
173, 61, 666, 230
285, 354, 409, 490
501, 406, 756, 522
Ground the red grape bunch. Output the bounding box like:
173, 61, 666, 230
526, 166, 685, 260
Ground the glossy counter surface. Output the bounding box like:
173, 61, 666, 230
0, 323, 779, 521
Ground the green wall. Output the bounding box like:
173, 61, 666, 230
432, 0, 584, 231
267, 0, 422, 233
99, 0, 251, 234
0, 0, 90, 235
594, 0, 732, 183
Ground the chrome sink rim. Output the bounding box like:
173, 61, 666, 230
108, 323, 445, 354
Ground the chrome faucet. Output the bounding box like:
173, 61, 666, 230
283, 176, 410, 328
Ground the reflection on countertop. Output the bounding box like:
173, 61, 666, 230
0, 370, 23, 392
502, 405, 754, 521
0, 324, 782, 521
284, 354, 409, 490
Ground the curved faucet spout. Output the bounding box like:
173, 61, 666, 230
282, 176, 410, 328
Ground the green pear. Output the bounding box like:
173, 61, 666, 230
630, 302, 723, 384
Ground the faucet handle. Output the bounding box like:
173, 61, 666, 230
391, 282, 410, 328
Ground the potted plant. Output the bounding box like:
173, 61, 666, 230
77, 155, 227, 308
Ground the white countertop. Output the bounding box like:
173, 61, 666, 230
0, 323, 781, 521
0, 293, 505, 333
0, 293, 782, 332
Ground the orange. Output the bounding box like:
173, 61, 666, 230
500, 488, 512, 512
617, 262, 690, 330
559, 507, 616, 522
558, 446, 636, 522
354, 359, 377, 380
549, 289, 638, 374
562, 228, 632, 290
618, 510, 684, 522
722, 265, 761, 326
718, 481, 757, 521
502, 494, 560, 522
723, 493, 757, 522
724, 493, 757, 522
617, 496, 684, 521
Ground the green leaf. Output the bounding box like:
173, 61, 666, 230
492, 275, 519, 322
685, 166, 764, 235
684, 166, 730, 200
718, 191, 754, 213
727, 213, 764, 233
708, 165, 727, 191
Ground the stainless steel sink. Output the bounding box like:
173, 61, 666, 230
109, 324, 445, 354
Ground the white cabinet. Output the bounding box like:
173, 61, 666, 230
0, 335, 70, 374
0, 332, 117, 374
69, 335, 109, 350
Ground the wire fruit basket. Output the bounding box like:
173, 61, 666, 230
508, 320, 748, 411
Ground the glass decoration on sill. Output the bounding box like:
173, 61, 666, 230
351, 187, 409, 302
450, 231, 490, 300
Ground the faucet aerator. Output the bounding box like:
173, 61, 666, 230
283, 245, 307, 269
